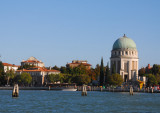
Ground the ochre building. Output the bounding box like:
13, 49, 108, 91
66, 60, 91, 70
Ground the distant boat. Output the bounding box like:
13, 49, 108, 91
62, 88, 77, 91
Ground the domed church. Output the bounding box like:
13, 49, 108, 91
110, 34, 139, 82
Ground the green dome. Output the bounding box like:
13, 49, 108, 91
113, 35, 137, 50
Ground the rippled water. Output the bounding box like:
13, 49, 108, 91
0, 90, 160, 113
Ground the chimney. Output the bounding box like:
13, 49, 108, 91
148, 64, 151, 69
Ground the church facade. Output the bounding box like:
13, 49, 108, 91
110, 34, 139, 82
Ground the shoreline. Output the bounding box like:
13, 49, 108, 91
1, 86, 160, 93
0, 87, 65, 90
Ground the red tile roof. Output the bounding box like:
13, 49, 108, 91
68, 63, 91, 66
22, 60, 41, 63
16, 69, 41, 72
16, 67, 60, 73
3, 63, 20, 67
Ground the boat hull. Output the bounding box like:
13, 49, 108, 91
62, 89, 77, 91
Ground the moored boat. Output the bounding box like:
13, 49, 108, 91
62, 88, 77, 91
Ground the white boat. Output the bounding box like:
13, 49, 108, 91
62, 88, 77, 91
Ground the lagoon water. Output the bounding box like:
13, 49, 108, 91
0, 90, 160, 113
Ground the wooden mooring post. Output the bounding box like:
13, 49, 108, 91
81, 85, 87, 96
100, 87, 103, 92
151, 88, 153, 93
12, 84, 19, 97
130, 86, 133, 95
147, 87, 150, 93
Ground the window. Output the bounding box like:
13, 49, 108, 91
132, 61, 135, 70
126, 51, 128, 55
124, 62, 129, 72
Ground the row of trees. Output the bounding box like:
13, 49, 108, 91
99, 58, 123, 87
0, 59, 123, 87
46, 74, 91, 85
47, 64, 92, 85
139, 64, 160, 87
46, 58, 123, 87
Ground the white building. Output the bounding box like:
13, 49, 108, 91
16, 67, 60, 86
3, 63, 19, 72
110, 34, 139, 82
17, 56, 60, 86
21, 56, 45, 67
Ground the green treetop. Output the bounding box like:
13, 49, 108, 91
100, 57, 104, 86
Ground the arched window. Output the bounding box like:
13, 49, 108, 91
126, 51, 128, 55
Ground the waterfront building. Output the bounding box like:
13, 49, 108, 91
21, 56, 45, 67
110, 34, 139, 82
3, 63, 19, 72
16, 57, 60, 86
66, 60, 91, 70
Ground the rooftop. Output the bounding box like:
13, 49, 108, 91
3, 63, 19, 67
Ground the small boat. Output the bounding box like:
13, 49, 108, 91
62, 88, 77, 91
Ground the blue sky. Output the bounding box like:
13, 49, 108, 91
0, 0, 160, 68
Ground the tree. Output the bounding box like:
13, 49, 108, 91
100, 57, 104, 86
139, 68, 145, 76
66, 66, 73, 74
52, 65, 60, 70
105, 63, 110, 85
60, 66, 67, 73
0, 61, 4, 75
74, 74, 91, 85
0, 75, 6, 86
16, 72, 32, 86
0, 61, 5, 86
152, 64, 160, 75
109, 73, 123, 86
46, 74, 60, 83
5, 69, 15, 85
111, 64, 116, 74
61, 74, 73, 83
87, 68, 96, 82
78, 64, 87, 74
147, 74, 157, 87
94, 64, 100, 80
155, 74, 160, 85
145, 65, 152, 74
